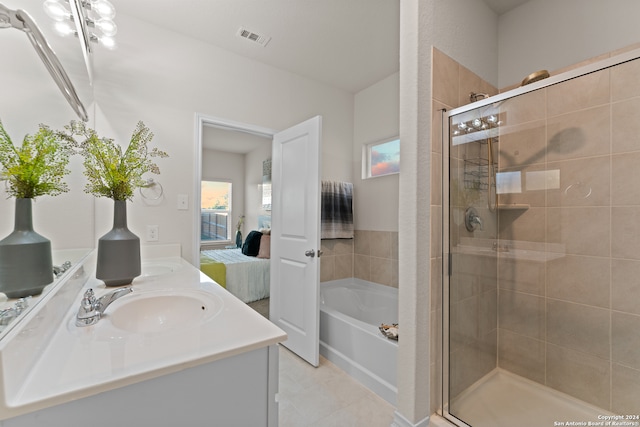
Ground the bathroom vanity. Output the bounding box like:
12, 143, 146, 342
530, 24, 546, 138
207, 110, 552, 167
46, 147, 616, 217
0, 248, 286, 427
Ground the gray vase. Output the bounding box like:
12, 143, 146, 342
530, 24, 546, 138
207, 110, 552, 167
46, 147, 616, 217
96, 200, 141, 287
0, 198, 53, 298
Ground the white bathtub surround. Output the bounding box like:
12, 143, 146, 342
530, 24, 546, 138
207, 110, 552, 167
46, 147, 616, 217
0, 250, 286, 425
319, 278, 399, 405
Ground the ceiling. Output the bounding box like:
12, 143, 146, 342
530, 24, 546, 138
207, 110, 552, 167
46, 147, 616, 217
113, 0, 400, 94
483, 0, 531, 15
113, 0, 528, 95
113, 0, 529, 153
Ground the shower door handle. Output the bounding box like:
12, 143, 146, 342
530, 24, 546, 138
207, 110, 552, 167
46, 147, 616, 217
305, 249, 316, 258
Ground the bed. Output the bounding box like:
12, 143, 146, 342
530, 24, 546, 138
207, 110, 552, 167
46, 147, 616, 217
200, 248, 270, 303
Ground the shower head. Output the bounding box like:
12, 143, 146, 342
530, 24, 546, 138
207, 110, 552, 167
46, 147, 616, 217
521, 70, 550, 86
470, 92, 490, 103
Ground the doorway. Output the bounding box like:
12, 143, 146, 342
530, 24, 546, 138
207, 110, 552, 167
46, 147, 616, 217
193, 113, 276, 267
194, 114, 324, 367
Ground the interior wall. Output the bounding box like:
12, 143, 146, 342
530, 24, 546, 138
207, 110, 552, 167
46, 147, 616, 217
396, 0, 498, 424
353, 72, 400, 232
432, 0, 499, 87
244, 144, 272, 233
498, 0, 640, 88
92, 13, 355, 263
0, 0, 95, 251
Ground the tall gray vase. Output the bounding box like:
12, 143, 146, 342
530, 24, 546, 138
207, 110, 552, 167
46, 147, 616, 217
0, 198, 53, 298
96, 200, 141, 287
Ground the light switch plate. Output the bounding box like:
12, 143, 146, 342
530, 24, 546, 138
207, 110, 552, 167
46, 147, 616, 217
177, 194, 189, 210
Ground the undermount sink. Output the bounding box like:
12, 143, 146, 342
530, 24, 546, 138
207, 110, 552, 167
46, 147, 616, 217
104, 289, 224, 334
141, 261, 183, 277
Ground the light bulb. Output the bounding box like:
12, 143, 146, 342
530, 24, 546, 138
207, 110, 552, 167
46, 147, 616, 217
91, 0, 116, 20
95, 19, 117, 36
472, 118, 482, 128
53, 20, 75, 36
43, 0, 70, 21
99, 35, 117, 50
487, 115, 497, 123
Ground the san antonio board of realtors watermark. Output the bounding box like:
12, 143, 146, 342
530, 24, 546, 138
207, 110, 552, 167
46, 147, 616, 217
554, 415, 640, 426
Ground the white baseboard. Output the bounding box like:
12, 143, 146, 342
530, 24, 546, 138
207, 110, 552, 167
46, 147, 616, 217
391, 411, 430, 427
391, 412, 455, 427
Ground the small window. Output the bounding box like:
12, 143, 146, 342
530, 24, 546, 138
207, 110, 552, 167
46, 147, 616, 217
363, 137, 400, 179
201, 181, 232, 242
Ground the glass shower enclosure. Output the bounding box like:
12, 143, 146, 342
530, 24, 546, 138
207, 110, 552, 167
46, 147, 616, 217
442, 49, 640, 427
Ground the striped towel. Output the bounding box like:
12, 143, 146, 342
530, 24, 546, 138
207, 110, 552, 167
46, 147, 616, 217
321, 181, 354, 239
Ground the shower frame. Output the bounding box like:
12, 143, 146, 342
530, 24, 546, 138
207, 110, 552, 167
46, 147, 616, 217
440, 47, 640, 427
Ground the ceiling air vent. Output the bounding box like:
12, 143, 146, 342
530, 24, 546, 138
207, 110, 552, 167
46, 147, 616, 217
237, 27, 271, 47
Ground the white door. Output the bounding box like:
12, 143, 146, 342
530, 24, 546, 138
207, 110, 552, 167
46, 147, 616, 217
270, 116, 322, 367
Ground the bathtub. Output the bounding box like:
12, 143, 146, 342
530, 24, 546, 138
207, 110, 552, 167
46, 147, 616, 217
319, 278, 398, 405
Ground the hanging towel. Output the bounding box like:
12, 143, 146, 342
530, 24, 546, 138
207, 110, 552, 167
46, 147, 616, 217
321, 181, 354, 239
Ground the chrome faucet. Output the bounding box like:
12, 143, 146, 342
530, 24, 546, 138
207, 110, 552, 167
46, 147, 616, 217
75, 287, 133, 327
464, 207, 484, 232
470, 214, 483, 230
53, 261, 72, 278
0, 297, 31, 327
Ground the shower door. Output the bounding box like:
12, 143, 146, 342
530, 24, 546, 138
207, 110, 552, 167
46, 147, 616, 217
443, 50, 640, 427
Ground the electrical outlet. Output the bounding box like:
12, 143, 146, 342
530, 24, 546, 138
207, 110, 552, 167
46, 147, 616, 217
146, 225, 159, 242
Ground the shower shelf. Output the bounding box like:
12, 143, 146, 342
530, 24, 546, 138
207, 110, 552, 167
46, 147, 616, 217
496, 204, 530, 210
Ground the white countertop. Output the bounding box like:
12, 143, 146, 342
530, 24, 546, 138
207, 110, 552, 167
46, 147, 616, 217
0, 254, 286, 420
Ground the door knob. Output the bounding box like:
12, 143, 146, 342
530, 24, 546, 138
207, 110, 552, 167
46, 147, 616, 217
305, 250, 316, 258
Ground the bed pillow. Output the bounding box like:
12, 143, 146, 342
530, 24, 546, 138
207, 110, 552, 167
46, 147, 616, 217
257, 234, 271, 259
242, 230, 263, 257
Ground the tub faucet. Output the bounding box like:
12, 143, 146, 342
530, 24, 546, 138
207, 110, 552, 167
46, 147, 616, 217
75, 287, 133, 327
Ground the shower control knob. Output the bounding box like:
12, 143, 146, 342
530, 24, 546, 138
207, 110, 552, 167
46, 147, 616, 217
305, 249, 316, 258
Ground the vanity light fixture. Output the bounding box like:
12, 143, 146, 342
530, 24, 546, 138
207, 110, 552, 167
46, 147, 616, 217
43, 0, 117, 50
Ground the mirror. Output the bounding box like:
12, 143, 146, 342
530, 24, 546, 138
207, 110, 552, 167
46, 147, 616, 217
0, 0, 94, 339
0, 248, 91, 339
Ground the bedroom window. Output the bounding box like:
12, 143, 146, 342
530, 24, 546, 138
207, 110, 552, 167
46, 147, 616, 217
363, 137, 400, 179
201, 181, 232, 241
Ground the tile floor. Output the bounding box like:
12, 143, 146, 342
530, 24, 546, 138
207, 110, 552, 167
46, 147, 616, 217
248, 298, 396, 426
278, 346, 396, 427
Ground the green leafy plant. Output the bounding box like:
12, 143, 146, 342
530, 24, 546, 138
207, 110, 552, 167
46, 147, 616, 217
60, 121, 168, 201
0, 120, 73, 199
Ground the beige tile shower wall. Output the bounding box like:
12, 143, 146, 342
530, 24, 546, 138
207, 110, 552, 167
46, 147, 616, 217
353, 230, 399, 287
496, 49, 640, 414
320, 239, 354, 282
319, 231, 399, 286
431, 48, 498, 410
